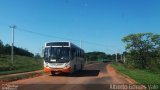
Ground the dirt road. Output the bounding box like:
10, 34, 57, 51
2, 63, 137, 90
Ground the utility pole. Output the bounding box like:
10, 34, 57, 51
9, 25, 16, 64
123, 54, 126, 63
41, 46, 44, 57
116, 53, 118, 62
121, 54, 123, 61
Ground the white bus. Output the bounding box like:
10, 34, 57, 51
43, 41, 85, 75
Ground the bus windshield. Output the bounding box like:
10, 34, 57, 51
44, 47, 70, 63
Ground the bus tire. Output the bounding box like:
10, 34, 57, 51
51, 71, 55, 76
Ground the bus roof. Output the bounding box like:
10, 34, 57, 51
45, 41, 84, 51
45, 41, 70, 47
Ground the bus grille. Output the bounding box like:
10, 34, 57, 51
49, 63, 64, 66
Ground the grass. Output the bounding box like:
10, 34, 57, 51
111, 63, 160, 84
0, 55, 43, 75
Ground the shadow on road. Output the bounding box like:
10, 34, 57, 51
50, 70, 100, 77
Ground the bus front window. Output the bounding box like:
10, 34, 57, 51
44, 47, 70, 63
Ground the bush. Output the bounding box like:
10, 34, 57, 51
122, 33, 160, 71
0, 40, 34, 57
0, 55, 43, 75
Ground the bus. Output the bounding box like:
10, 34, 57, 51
43, 41, 85, 75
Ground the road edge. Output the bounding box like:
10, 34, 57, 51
108, 64, 137, 84
0, 70, 44, 83
108, 64, 147, 89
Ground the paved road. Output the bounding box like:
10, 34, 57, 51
3, 63, 135, 90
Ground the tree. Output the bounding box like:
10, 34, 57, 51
4, 44, 11, 55
0, 40, 4, 55
0, 39, 34, 57
122, 33, 160, 69
34, 53, 41, 59
85, 52, 107, 61
85, 51, 117, 61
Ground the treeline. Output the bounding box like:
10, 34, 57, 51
85, 51, 119, 61
0, 40, 34, 57
122, 33, 160, 71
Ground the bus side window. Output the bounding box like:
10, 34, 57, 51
76, 50, 78, 57
77, 50, 79, 57
74, 50, 76, 57
71, 49, 76, 59
80, 50, 82, 57
78, 50, 80, 57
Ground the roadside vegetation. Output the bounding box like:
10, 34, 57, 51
0, 40, 43, 75
111, 63, 160, 84
85, 52, 117, 63
0, 55, 43, 75
0, 40, 33, 57
112, 33, 160, 84
122, 33, 160, 71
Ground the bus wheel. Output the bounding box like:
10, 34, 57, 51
51, 71, 55, 76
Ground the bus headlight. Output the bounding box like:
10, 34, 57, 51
44, 62, 49, 67
46, 64, 49, 67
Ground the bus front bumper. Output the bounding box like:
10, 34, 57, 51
44, 67, 72, 73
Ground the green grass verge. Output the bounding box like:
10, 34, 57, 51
111, 63, 160, 84
0, 55, 43, 75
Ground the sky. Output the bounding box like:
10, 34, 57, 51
0, 0, 160, 54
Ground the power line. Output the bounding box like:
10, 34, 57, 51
0, 22, 121, 54
15, 26, 120, 53
17, 27, 79, 42
83, 40, 108, 47
17, 27, 110, 47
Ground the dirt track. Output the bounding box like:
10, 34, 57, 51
2, 63, 137, 90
